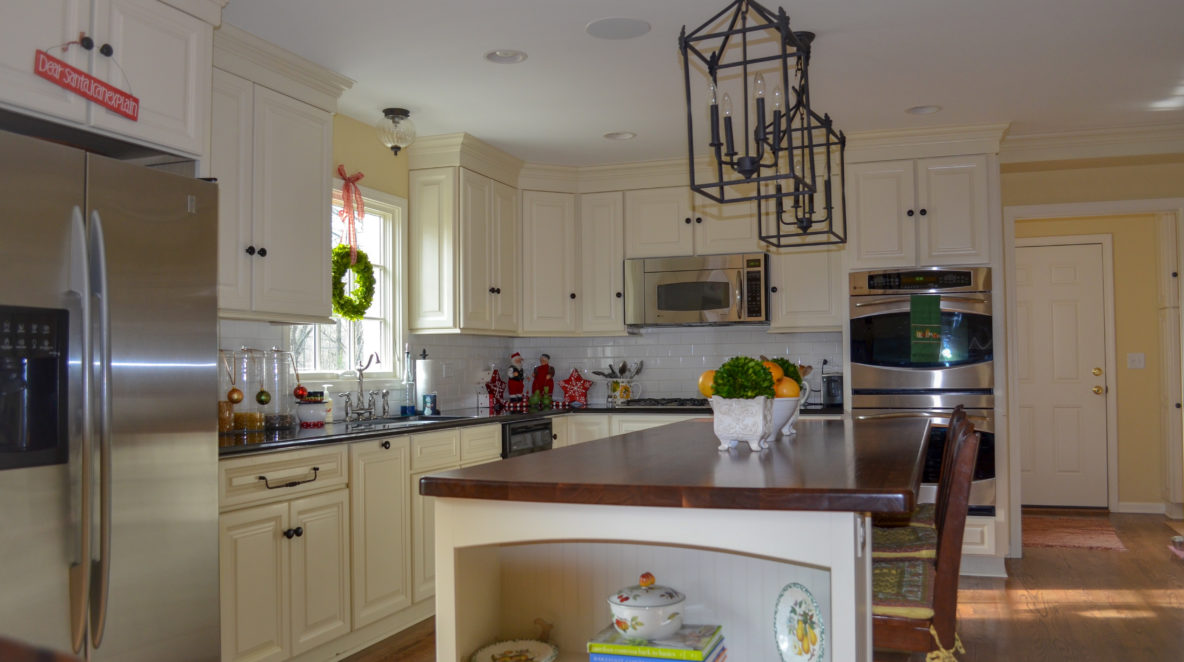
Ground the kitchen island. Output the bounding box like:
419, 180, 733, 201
420, 416, 929, 662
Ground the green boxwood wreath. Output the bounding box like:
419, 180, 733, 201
330, 245, 376, 321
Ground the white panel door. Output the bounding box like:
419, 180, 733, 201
917, 155, 989, 265
490, 179, 520, 332
693, 196, 760, 255
251, 85, 332, 318
521, 191, 578, 333
579, 192, 625, 333
847, 161, 915, 268
411, 469, 438, 604
211, 69, 254, 312
768, 246, 845, 330
289, 489, 351, 655
624, 187, 693, 258
349, 438, 411, 629
0, 0, 88, 124
1016, 243, 1109, 507
91, 0, 211, 155
219, 503, 290, 662
568, 414, 612, 444
409, 167, 458, 330
459, 168, 494, 330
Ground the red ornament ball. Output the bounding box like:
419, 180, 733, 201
293, 384, 308, 399
226, 387, 244, 404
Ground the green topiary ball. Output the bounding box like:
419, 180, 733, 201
712, 356, 775, 400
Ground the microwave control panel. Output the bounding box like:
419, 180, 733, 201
745, 268, 763, 317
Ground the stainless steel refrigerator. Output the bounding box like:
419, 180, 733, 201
0, 128, 219, 660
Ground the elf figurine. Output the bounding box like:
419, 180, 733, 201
507, 352, 526, 402
531, 353, 555, 399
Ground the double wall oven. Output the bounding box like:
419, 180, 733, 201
849, 267, 996, 515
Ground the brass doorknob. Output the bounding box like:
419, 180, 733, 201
1092, 367, 1103, 376
1092, 385, 1104, 395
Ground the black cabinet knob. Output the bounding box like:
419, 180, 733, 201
257, 247, 267, 257
551, 434, 558, 440
919, 208, 927, 216
570, 293, 576, 299
495, 287, 502, 294
283, 528, 295, 539
695, 217, 703, 224
489, 287, 496, 294
906, 209, 915, 217
381, 440, 391, 449
293, 527, 303, 538
684, 217, 692, 224
615, 292, 622, 298
770, 286, 779, 293
99, 43, 113, 57
80, 36, 95, 50
245, 245, 256, 256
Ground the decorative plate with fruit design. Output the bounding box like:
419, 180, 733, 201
773, 582, 825, 662
469, 639, 558, 662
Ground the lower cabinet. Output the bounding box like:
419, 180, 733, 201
349, 437, 411, 629
610, 413, 699, 435
219, 488, 351, 662
567, 414, 611, 445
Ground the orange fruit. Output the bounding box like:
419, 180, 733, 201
762, 360, 785, 382
774, 377, 801, 398
698, 369, 716, 397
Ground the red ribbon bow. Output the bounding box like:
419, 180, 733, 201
337, 165, 365, 264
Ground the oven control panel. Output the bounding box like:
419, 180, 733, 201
849, 267, 991, 295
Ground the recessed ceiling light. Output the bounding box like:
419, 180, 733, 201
603, 131, 637, 141
484, 49, 527, 64
906, 105, 942, 115
586, 17, 652, 40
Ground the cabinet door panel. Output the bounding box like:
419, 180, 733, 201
521, 191, 578, 333
219, 503, 290, 662
350, 438, 411, 629
411, 470, 438, 603
917, 155, 989, 265
211, 69, 254, 312
251, 86, 332, 318
91, 0, 210, 155
459, 169, 494, 330
568, 415, 611, 444
490, 180, 520, 332
289, 489, 351, 655
0, 0, 88, 123
579, 192, 625, 333
768, 246, 845, 330
848, 161, 915, 269
409, 168, 458, 330
624, 188, 693, 258
694, 195, 760, 255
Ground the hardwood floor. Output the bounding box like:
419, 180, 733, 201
344, 513, 1184, 662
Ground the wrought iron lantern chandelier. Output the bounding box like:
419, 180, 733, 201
680, 0, 846, 248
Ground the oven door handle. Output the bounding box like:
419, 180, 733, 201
853, 411, 943, 420
853, 295, 989, 308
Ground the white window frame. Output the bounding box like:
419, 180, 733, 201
290, 180, 407, 380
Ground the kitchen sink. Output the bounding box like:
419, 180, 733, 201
343, 415, 471, 431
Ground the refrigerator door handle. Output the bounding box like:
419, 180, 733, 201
66, 206, 92, 654
88, 209, 113, 648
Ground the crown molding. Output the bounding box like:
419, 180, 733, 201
999, 123, 1184, 164
844, 123, 1010, 163
160, 0, 227, 26
519, 158, 693, 193
406, 133, 524, 186
214, 24, 354, 113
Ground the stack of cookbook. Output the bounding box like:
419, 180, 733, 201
585, 624, 726, 662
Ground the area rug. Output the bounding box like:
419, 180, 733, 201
1022, 514, 1127, 551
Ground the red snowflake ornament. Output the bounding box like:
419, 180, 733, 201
485, 369, 507, 412
558, 368, 593, 406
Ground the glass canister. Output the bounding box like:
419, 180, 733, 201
230, 348, 264, 432
261, 348, 298, 430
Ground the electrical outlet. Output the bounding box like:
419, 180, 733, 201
1127, 353, 1146, 369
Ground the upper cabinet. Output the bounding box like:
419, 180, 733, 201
211, 27, 352, 324
0, 0, 212, 156
623, 187, 759, 258
578, 192, 626, 334
520, 190, 579, 334
767, 246, 845, 331
847, 155, 990, 269
409, 166, 520, 334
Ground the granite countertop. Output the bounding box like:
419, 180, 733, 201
218, 403, 846, 457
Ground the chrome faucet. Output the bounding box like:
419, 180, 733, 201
355, 352, 380, 401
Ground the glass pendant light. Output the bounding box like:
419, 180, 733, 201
376, 108, 416, 156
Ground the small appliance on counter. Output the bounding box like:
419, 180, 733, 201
821, 373, 843, 407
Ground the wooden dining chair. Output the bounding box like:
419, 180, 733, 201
871, 416, 980, 659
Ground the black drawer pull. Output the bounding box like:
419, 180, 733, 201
258, 467, 319, 490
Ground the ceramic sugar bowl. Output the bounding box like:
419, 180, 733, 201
607, 572, 685, 640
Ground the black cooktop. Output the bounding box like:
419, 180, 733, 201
620, 397, 710, 408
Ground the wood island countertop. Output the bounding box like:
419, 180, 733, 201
419, 417, 930, 513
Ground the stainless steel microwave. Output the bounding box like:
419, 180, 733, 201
624, 253, 767, 325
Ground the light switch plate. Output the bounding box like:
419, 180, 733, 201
1127, 352, 1146, 369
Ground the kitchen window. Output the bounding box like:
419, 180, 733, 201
289, 183, 406, 378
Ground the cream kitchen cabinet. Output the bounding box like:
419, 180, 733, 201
578, 192, 626, 334
623, 187, 759, 258
610, 413, 699, 435
409, 167, 520, 333
767, 246, 846, 331
847, 155, 990, 269
520, 190, 579, 334
211, 68, 333, 323
349, 437, 411, 630
0, 0, 211, 156
219, 488, 351, 662
567, 414, 612, 445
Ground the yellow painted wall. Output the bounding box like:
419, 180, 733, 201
1002, 155, 1184, 207
1014, 214, 1163, 504
331, 114, 408, 199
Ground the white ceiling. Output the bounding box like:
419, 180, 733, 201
222, 0, 1184, 167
